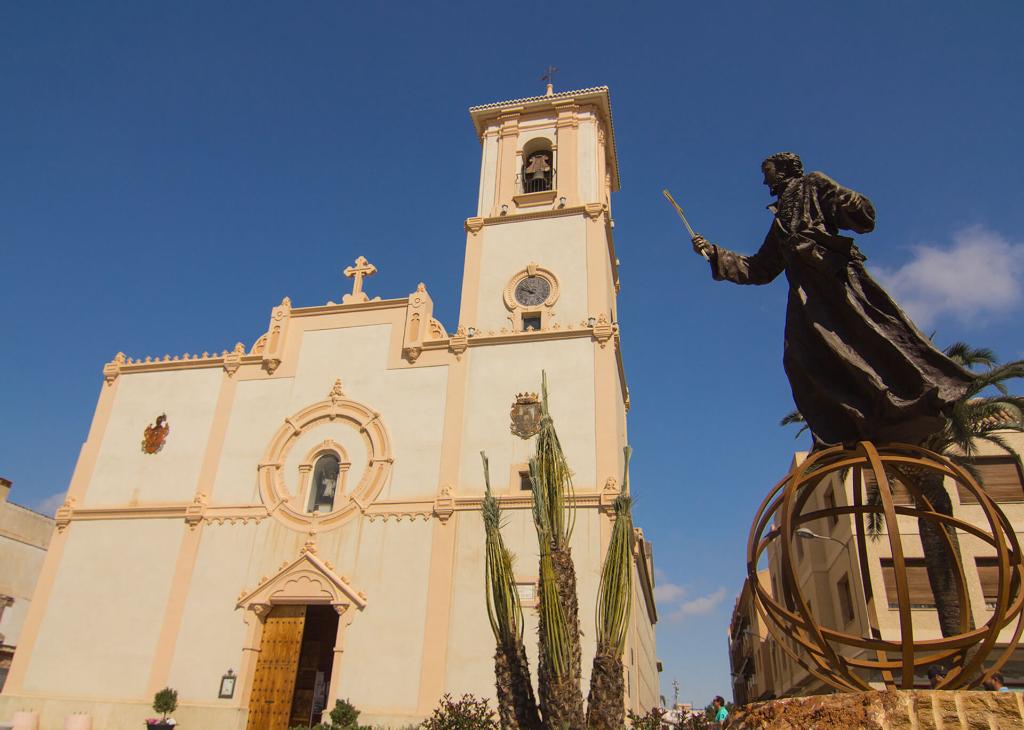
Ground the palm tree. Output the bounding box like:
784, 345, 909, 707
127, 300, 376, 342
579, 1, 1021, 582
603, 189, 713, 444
781, 342, 1024, 639
481, 452, 542, 730
586, 448, 636, 730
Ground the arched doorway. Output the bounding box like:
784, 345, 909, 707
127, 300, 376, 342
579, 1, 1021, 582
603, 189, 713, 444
235, 546, 367, 730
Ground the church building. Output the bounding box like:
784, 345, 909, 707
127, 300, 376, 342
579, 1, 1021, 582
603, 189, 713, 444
0, 85, 659, 729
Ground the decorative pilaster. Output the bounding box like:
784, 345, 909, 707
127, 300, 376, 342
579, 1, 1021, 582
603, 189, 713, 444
262, 297, 291, 374
403, 283, 434, 363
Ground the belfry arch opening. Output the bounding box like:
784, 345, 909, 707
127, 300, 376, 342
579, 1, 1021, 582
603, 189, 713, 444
521, 138, 553, 193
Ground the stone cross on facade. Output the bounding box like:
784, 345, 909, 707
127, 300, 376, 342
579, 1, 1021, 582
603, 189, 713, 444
342, 256, 377, 304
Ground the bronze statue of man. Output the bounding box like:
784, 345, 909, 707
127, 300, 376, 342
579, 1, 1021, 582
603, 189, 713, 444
692, 152, 973, 447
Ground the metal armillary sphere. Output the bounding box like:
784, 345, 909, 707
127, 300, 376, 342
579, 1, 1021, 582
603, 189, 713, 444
747, 441, 1024, 691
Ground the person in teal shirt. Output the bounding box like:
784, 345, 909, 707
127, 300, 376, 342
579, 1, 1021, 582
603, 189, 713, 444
712, 695, 729, 726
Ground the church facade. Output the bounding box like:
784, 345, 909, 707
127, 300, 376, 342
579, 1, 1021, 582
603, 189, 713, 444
0, 86, 659, 729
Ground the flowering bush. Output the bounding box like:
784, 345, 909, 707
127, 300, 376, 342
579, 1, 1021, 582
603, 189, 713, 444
420, 693, 497, 730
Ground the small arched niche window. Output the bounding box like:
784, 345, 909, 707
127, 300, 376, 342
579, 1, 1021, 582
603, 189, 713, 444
308, 453, 341, 513
521, 140, 553, 193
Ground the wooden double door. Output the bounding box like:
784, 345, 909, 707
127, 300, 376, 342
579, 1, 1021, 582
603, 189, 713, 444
246, 605, 339, 730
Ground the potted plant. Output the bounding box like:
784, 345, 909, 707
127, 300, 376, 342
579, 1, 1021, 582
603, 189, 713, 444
145, 686, 178, 729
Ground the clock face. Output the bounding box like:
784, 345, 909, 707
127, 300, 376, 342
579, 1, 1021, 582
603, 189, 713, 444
514, 276, 551, 306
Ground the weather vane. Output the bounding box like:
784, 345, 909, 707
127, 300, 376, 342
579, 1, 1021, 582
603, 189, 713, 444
542, 65, 558, 93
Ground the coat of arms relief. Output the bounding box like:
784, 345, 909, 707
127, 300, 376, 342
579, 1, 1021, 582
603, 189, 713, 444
510, 393, 542, 439
142, 414, 170, 454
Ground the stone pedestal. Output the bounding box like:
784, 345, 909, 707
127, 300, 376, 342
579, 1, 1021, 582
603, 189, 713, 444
730, 690, 1024, 729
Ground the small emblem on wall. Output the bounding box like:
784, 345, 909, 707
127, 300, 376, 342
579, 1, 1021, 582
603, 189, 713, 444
142, 414, 170, 454
510, 393, 542, 439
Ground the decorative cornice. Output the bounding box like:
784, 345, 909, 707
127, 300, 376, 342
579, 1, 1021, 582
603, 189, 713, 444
464, 217, 485, 234
51, 489, 615, 530
478, 204, 588, 226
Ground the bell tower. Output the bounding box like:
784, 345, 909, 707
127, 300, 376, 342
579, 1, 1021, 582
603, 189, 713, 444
458, 86, 621, 334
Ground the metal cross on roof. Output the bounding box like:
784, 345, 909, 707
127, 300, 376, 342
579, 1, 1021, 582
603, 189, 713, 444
342, 255, 377, 304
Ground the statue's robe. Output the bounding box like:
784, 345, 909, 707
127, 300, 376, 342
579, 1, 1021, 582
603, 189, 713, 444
708, 172, 973, 446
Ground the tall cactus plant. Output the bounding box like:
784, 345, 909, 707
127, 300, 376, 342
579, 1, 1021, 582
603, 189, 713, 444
586, 448, 636, 730
481, 452, 542, 730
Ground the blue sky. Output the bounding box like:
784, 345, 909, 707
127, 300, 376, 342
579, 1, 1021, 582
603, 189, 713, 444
3, 0, 1023, 709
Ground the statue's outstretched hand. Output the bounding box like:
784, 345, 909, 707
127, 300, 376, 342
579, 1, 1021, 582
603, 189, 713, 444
692, 234, 713, 258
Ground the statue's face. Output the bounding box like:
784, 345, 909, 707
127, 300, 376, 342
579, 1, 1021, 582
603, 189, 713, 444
762, 160, 789, 195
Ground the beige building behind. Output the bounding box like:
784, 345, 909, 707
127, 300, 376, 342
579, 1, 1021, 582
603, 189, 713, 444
0, 86, 659, 729
0, 479, 54, 692
729, 431, 1024, 701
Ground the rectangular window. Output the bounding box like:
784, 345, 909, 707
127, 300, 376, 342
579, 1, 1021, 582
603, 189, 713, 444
976, 556, 1021, 610
522, 313, 541, 331
519, 471, 532, 492
862, 468, 913, 505
837, 574, 855, 624
957, 457, 1024, 504
880, 558, 937, 608
515, 581, 538, 603
825, 488, 839, 526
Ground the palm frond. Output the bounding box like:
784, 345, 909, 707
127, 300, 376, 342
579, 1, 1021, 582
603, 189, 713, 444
481, 452, 524, 647
779, 408, 810, 438
534, 371, 575, 548
595, 447, 635, 656
944, 341, 997, 369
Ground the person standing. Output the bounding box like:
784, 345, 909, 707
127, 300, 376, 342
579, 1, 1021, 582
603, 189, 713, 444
711, 695, 729, 727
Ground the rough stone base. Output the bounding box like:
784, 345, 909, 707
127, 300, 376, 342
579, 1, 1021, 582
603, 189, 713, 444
730, 690, 1024, 730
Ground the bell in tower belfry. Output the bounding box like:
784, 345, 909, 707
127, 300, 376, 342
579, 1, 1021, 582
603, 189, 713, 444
523, 150, 552, 192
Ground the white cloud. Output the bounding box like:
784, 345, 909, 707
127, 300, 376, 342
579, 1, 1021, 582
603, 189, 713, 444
34, 491, 66, 517
872, 226, 1024, 329
654, 582, 686, 603
669, 588, 727, 620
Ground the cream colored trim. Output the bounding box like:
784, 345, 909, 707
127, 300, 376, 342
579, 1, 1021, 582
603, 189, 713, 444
51, 490, 617, 528
633, 529, 657, 624
513, 189, 558, 208
478, 204, 589, 226
258, 381, 393, 531
503, 263, 560, 332
415, 517, 459, 714
236, 543, 367, 613
415, 349, 468, 710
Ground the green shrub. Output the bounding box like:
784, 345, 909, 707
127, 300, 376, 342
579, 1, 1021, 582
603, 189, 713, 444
329, 698, 362, 729
420, 693, 498, 730
152, 687, 178, 720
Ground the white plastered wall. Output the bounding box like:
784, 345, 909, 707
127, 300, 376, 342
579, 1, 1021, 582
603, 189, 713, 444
289, 325, 448, 502
334, 517, 433, 713
460, 338, 596, 495
86, 369, 224, 505
22, 519, 184, 697
213, 378, 294, 504
472, 216, 589, 332
167, 521, 260, 701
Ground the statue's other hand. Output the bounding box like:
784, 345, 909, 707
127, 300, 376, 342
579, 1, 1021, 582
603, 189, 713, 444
692, 234, 713, 257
